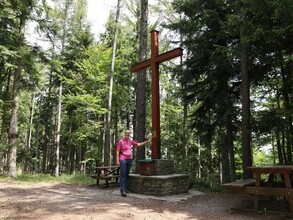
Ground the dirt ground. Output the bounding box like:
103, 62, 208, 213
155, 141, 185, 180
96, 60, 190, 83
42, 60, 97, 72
0, 181, 291, 220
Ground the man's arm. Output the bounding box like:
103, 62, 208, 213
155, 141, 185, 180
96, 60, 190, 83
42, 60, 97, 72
116, 141, 121, 166
137, 138, 152, 147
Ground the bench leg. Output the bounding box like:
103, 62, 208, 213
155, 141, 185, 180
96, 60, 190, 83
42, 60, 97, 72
253, 196, 259, 210
288, 196, 293, 213
284, 174, 293, 213
253, 173, 261, 210
96, 170, 101, 185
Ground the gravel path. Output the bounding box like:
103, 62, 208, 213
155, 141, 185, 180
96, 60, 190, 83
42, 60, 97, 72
0, 181, 288, 219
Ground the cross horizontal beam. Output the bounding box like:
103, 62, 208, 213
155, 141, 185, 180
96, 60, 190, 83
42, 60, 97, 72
131, 48, 183, 72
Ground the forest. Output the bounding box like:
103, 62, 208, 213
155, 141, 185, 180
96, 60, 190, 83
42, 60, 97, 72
0, 0, 292, 186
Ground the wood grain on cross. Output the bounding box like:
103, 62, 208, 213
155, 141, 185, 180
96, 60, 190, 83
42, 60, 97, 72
131, 30, 183, 159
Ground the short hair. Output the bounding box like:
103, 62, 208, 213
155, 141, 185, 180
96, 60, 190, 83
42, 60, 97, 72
125, 129, 131, 134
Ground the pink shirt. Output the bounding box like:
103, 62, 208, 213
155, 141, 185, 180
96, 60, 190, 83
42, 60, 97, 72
117, 138, 138, 160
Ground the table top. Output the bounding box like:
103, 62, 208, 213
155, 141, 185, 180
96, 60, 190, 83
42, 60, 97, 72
247, 165, 293, 173
96, 166, 119, 170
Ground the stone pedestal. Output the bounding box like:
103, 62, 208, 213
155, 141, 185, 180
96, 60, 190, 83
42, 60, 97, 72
128, 159, 189, 196
128, 174, 189, 196
139, 159, 174, 176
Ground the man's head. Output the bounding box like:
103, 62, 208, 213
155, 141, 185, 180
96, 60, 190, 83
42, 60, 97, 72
124, 129, 131, 140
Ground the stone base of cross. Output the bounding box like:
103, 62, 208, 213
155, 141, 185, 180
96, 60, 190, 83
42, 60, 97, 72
131, 30, 183, 159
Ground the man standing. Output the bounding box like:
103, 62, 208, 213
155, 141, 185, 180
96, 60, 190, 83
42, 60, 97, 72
116, 129, 151, 197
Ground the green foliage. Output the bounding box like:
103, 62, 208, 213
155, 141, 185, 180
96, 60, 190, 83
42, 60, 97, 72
61, 44, 110, 155
253, 147, 275, 166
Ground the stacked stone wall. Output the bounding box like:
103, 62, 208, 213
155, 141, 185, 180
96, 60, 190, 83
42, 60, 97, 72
153, 159, 174, 175
128, 174, 189, 196
129, 159, 189, 196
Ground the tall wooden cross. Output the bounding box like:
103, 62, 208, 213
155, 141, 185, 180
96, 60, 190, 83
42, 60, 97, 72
131, 30, 183, 159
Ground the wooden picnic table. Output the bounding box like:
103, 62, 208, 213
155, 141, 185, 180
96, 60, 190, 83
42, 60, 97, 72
246, 165, 293, 213
90, 165, 120, 187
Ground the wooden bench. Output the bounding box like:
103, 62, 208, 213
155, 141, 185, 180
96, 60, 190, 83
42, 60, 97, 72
90, 166, 120, 187
247, 166, 293, 212
222, 178, 256, 194
224, 166, 293, 214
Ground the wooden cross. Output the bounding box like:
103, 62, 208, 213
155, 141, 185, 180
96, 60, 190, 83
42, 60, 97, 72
131, 30, 183, 159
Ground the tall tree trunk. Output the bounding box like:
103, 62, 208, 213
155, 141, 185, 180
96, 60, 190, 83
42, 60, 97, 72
104, 0, 121, 166
224, 72, 236, 181
35, 100, 41, 172
7, 13, 26, 178
276, 84, 284, 164
24, 91, 36, 173
0, 75, 11, 174
240, 9, 253, 179
219, 131, 230, 183
219, 70, 233, 183
70, 145, 76, 174
280, 52, 293, 164
182, 101, 188, 158
42, 76, 53, 174
227, 115, 236, 181
113, 110, 118, 166
197, 142, 201, 178
181, 38, 188, 159
55, 83, 62, 176
98, 116, 104, 166
135, 0, 148, 173
0, 73, 11, 145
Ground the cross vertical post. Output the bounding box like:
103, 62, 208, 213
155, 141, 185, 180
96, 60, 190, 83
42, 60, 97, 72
150, 31, 160, 159
131, 30, 183, 159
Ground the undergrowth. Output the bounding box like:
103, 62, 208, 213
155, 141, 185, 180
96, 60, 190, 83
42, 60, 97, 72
189, 174, 222, 192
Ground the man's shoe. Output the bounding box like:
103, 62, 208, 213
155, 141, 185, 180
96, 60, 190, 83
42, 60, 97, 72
121, 191, 127, 197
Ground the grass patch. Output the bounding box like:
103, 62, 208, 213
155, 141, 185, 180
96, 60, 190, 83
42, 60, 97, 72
0, 173, 96, 186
